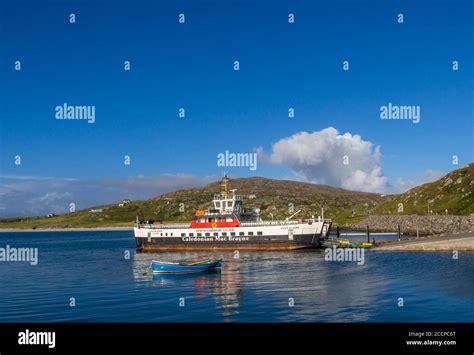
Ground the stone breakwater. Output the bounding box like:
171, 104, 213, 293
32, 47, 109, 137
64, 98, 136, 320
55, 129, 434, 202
340, 215, 474, 236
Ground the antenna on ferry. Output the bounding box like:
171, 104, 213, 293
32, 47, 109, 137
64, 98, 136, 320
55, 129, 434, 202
221, 173, 229, 199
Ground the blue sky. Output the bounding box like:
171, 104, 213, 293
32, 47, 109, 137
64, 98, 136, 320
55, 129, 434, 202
0, 0, 472, 216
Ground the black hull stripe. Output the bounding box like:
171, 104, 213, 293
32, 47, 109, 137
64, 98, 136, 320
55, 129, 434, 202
135, 234, 324, 251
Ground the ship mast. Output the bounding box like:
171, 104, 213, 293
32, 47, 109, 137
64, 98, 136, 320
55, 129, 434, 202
221, 174, 229, 199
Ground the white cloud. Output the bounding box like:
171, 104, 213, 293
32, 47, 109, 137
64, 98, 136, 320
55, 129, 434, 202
257, 127, 389, 193
0, 174, 215, 217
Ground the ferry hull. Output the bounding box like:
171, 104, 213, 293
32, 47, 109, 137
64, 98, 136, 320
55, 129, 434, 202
135, 233, 326, 251
139, 244, 316, 251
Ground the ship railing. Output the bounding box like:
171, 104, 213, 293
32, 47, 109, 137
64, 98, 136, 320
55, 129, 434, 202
157, 223, 190, 229
240, 220, 299, 227
213, 194, 243, 201
137, 223, 189, 229
136, 223, 155, 228
240, 219, 331, 227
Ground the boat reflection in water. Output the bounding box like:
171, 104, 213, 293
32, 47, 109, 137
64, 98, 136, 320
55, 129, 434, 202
131, 248, 474, 322
0, 230, 471, 322
131, 249, 391, 322
132, 251, 244, 321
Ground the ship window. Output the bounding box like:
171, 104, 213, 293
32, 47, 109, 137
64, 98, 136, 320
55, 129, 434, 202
205, 233, 210, 237
215, 201, 221, 207
188, 233, 194, 237
160, 233, 163, 236
181, 233, 185, 237
231, 232, 236, 236
222, 232, 227, 236
239, 232, 245, 236
171, 233, 173, 236
213, 232, 218, 237
248, 232, 254, 236
227, 201, 233, 207
197, 233, 202, 237
257, 231, 263, 236
165, 233, 168, 236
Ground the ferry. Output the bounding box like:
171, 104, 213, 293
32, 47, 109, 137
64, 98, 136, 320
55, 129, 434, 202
134, 175, 332, 251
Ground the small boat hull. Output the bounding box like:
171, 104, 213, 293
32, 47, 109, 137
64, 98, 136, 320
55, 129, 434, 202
151, 259, 222, 274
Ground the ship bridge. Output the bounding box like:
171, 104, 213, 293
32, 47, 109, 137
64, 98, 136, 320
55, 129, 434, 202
190, 175, 261, 227
211, 175, 243, 215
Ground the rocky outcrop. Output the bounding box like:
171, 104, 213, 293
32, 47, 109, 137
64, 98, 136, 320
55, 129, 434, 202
340, 215, 474, 236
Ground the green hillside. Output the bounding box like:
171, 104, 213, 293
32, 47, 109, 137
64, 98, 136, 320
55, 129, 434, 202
374, 164, 473, 215
1, 164, 472, 230
0, 177, 383, 229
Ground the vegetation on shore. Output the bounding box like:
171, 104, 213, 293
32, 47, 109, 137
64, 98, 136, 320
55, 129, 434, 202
374, 164, 473, 215
341, 214, 474, 236
0, 164, 472, 230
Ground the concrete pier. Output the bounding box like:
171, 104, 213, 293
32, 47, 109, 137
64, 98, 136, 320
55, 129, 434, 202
374, 231, 474, 251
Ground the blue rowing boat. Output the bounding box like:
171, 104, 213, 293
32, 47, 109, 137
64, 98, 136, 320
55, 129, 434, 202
151, 258, 222, 274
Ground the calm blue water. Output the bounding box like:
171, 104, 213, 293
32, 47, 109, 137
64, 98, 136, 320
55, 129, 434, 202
0, 231, 472, 322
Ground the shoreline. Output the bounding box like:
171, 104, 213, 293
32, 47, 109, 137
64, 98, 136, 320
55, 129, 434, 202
1, 227, 473, 252
340, 215, 474, 237
0, 227, 133, 233
374, 231, 474, 251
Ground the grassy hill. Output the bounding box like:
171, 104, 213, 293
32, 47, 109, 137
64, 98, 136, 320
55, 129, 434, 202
0, 177, 383, 229
1, 164, 472, 230
374, 164, 473, 215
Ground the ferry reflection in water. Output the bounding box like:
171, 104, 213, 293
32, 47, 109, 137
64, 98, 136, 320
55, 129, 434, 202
130, 246, 474, 322
131, 250, 393, 322
132, 251, 244, 321
0, 231, 472, 322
